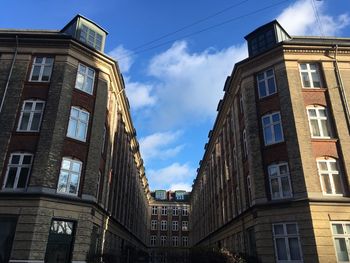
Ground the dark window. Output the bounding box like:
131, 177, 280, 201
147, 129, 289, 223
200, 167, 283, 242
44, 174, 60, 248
0, 217, 17, 263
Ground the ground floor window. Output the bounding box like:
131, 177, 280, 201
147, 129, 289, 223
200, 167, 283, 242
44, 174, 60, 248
0, 216, 17, 263
45, 219, 75, 263
331, 222, 350, 262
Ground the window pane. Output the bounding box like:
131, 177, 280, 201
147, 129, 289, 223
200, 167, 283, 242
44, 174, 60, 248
76, 74, 84, 90
72, 162, 81, 173
269, 166, 278, 177
332, 224, 344, 234
281, 177, 291, 197
311, 72, 321, 87
42, 66, 51, 81
321, 174, 332, 194
279, 164, 288, 175
310, 119, 321, 137
308, 109, 316, 117
17, 168, 29, 188
24, 103, 33, 111
329, 162, 337, 171
289, 238, 301, 260
274, 225, 284, 235
268, 78, 276, 94
264, 127, 273, 144
276, 238, 288, 260
69, 173, 79, 194
23, 155, 32, 164
332, 174, 343, 194
62, 160, 71, 170
19, 113, 30, 130
78, 123, 87, 140
335, 238, 349, 261
300, 64, 307, 70
80, 112, 89, 122
301, 72, 310, 87
262, 116, 270, 126
31, 113, 41, 130
58, 171, 69, 192
35, 57, 43, 63
272, 113, 280, 122
259, 81, 266, 97
320, 120, 330, 137
286, 224, 297, 234
318, 161, 327, 171
274, 124, 283, 142
11, 155, 20, 164
85, 77, 93, 93
5, 168, 17, 188
271, 178, 280, 198
35, 103, 44, 111
67, 119, 78, 137
31, 66, 41, 80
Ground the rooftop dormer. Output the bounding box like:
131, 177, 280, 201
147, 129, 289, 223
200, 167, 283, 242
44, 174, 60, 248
244, 20, 291, 57
61, 14, 108, 52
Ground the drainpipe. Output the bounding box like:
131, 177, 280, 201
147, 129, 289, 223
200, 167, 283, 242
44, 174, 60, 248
333, 44, 350, 133
0, 35, 19, 114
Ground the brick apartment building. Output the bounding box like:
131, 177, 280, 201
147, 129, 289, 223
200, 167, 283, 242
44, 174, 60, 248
149, 190, 190, 263
0, 15, 150, 263
190, 21, 350, 262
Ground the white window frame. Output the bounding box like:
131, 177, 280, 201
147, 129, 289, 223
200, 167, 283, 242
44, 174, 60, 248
151, 220, 157, 230
299, 63, 322, 89
29, 57, 54, 82
152, 206, 158, 215
172, 236, 179, 247
172, 221, 178, 231
172, 206, 179, 216
3, 153, 33, 189
161, 206, 167, 215
17, 100, 45, 132
182, 236, 188, 247
80, 24, 103, 51
268, 163, 293, 200
176, 192, 185, 200
262, 112, 284, 146
182, 207, 188, 216
306, 106, 331, 139
182, 221, 188, 231
257, 68, 277, 98
57, 157, 82, 196
160, 220, 167, 231
150, 235, 157, 246
75, 63, 95, 95
331, 221, 350, 262
316, 158, 343, 196
66, 106, 89, 142
272, 222, 303, 262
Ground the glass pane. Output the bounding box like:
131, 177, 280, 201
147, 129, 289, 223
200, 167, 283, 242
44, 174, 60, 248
11, 155, 20, 164
346, 224, 350, 234
271, 178, 280, 198
281, 177, 291, 197
310, 120, 321, 137
69, 173, 79, 194
5, 168, 17, 188
45, 58, 54, 65
35, 57, 43, 63
88, 68, 95, 77
19, 113, 30, 130
264, 127, 273, 144
274, 225, 284, 235
286, 224, 297, 234
310, 64, 317, 70
57, 171, 69, 193
262, 116, 270, 126
335, 238, 349, 261
332, 174, 343, 194
42, 66, 51, 81
257, 73, 264, 81
78, 123, 87, 140
30, 113, 41, 130
71, 162, 81, 173
24, 102, 33, 111
279, 164, 288, 175
308, 109, 316, 117
312, 72, 321, 87
22, 155, 32, 164
80, 111, 89, 122
79, 64, 86, 73
61, 159, 70, 170
269, 166, 278, 177
276, 238, 288, 260
85, 77, 93, 93
17, 168, 29, 188
318, 109, 326, 117
274, 124, 283, 142
330, 162, 338, 171
300, 64, 307, 70
51, 220, 73, 235
318, 161, 327, 171
266, 69, 273, 77
272, 113, 280, 122
301, 72, 310, 87
320, 120, 330, 137
332, 224, 344, 234
259, 81, 267, 97
71, 108, 79, 118
31, 66, 41, 81
268, 78, 276, 94
67, 119, 78, 137
289, 238, 301, 260
321, 174, 332, 194
35, 103, 44, 111
76, 73, 85, 90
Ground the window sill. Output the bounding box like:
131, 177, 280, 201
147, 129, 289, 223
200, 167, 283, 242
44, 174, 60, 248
25, 81, 51, 86
258, 92, 278, 101
311, 138, 338, 142
13, 131, 40, 135
66, 136, 87, 144
301, 87, 327, 92
264, 141, 285, 148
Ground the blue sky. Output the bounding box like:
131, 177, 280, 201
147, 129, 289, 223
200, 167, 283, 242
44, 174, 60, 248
2, 0, 350, 191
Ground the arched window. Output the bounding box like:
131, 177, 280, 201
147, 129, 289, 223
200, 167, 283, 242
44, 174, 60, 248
268, 162, 293, 200
306, 105, 332, 138
57, 157, 82, 195
316, 157, 343, 195
17, 100, 45, 132
66, 106, 89, 142
262, 112, 284, 145
3, 153, 33, 189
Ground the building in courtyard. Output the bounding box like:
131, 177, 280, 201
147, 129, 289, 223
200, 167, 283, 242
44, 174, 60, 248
149, 190, 190, 263
0, 15, 150, 263
190, 20, 350, 263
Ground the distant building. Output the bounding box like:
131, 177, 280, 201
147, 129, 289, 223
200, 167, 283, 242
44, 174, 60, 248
0, 15, 150, 263
149, 190, 190, 263
190, 20, 350, 262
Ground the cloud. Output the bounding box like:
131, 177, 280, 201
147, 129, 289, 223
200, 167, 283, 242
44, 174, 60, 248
108, 45, 135, 73
124, 77, 157, 110
148, 163, 195, 191
139, 130, 184, 162
277, 0, 350, 36
144, 41, 248, 129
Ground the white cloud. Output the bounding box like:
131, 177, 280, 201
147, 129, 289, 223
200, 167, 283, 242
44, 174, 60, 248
277, 0, 350, 36
139, 130, 184, 162
148, 163, 195, 191
145, 41, 247, 129
124, 78, 157, 110
108, 45, 134, 73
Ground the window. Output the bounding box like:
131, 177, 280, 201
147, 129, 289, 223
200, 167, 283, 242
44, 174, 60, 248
29, 57, 54, 82
268, 163, 293, 200
75, 63, 95, 95
182, 236, 188, 247
151, 220, 157, 230
182, 207, 188, 216
161, 206, 167, 215
182, 221, 188, 231
155, 190, 166, 200
57, 157, 82, 195
172, 206, 179, 216
242, 129, 248, 157
307, 106, 331, 138
79, 24, 103, 51
152, 206, 158, 215
160, 236, 167, 246
17, 100, 45, 132
150, 236, 157, 246
262, 112, 284, 145
317, 158, 343, 195
0, 217, 17, 263
176, 191, 185, 200
247, 175, 252, 206
257, 68, 277, 98
3, 153, 33, 189
172, 221, 178, 231
273, 223, 302, 262
160, 221, 167, 231
331, 222, 350, 262
67, 107, 89, 142
172, 236, 178, 247
299, 63, 322, 88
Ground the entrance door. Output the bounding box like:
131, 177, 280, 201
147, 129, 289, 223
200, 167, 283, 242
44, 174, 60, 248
45, 219, 75, 263
0, 217, 17, 263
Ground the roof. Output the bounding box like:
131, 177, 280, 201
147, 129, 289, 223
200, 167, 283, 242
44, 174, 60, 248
244, 19, 291, 40
60, 14, 109, 35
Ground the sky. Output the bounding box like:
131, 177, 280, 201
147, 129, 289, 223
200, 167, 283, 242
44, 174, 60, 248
2, 0, 350, 192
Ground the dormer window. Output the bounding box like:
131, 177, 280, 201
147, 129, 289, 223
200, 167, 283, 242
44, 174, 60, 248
79, 24, 103, 51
